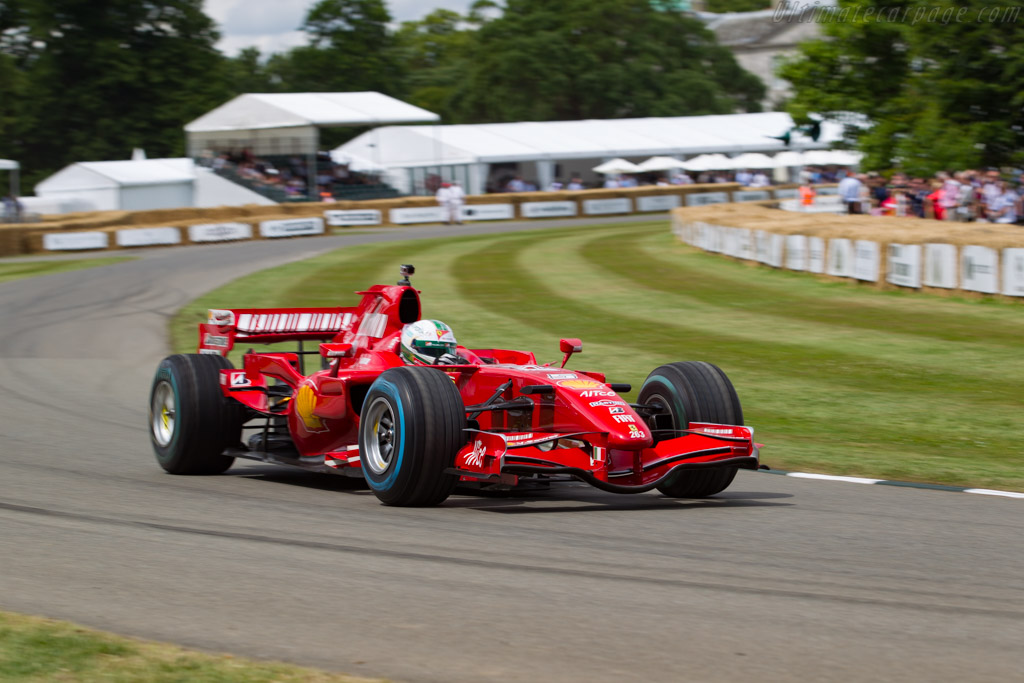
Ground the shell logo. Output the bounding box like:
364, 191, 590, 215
295, 384, 327, 432
557, 379, 606, 391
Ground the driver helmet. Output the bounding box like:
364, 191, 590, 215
400, 320, 458, 365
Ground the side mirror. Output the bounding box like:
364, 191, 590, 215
559, 338, 582, 368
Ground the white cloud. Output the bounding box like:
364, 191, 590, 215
205, 0, 477, 56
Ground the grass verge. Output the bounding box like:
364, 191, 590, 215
0, 257, 132, 284
172, 220, 1024, 491
0, 611, 382, 682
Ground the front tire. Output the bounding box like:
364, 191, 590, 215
149, 354, 244, 475
359, 367, 465, 506
638, 361, 743, 498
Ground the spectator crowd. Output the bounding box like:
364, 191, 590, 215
835, 169, 1023, 224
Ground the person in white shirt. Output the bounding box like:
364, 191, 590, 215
436, 182, 465, 225
750, 171, 771, 187
670, 172, 693, 185
989, 181, 1019, 224
838, 173, 864, 214
603, 177, 620, 189
567, 177, 584, 190
735, 169, 753, 186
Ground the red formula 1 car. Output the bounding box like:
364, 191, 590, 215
149, 266, 759, 506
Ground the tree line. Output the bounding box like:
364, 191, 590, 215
0, 0, 764, 187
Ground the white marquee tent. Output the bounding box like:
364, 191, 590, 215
34, 158, 274, 213
332, 112, 843, 195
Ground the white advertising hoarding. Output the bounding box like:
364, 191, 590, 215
960, 245, 998, 294
43, 232, 109, 251
808, 236, 826, 273
461, 204, 515, 221
773, 188, 798, 199
755, 230, 783, 267
324, 209, 382, 226
116, 227, 181, 247
886, 243, 922, 288
260, 217, 325, 238
733, 190, 771, 202
853, 240, 880, 282
736, 228, 755, 261
1002, 248, 1024, 297
522, 201, 578, 219
188, 222, 252, 243
582, 198, 632, 215
685, 192, 730, 207
389, 207, 446, 224
923, 243, 957, 289
785, 235, 807, 271
827, 238, 854, 278
637, 194, 682, 212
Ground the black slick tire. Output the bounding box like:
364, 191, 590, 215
149, 354, 244, 475
358, 366, 465, 506
638, 361, 743, 498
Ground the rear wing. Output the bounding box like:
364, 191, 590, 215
198, 307, 359, 355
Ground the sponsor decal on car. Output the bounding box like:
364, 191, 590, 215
296, 382, 328, 433
579, 390, 617, 398
203, 333, 230, 348
227, 371, 251, 387
589, 399, 626, 407
465, 440, 486, 468
613, 414, 635, 424
506, 433, 535, 442
558, 379, 606, 391
609, 406, 625, 414
547, 373, 577, 380
627, 424, 645, 439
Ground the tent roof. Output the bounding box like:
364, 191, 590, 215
185, 92, 440, 133
0, 159, 18, 171
36, 159, 196, 193
332, 112, 843, 168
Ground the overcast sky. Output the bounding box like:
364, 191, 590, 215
204, 0, 477, 56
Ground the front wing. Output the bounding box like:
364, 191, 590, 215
448, 423, 759, 493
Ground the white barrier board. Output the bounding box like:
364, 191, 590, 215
808, 236, 826, 273
260, 217, 325, 238
961, 245, 998, 294
721, 227, 738, 258
324, 209, 382, 226
773, 188, 798, 199
755, 230, 783, 267
461, 204, 515, 221
785, 235, 808, 271
685, 192, 730, 207
43, 232, 109, 251
522, 201, 577, 218
389, 207, 446, 224
1002, 248, 1024, 297
583, 198, 632, 215
116, 226, 181, 247
853, 240, 880, 282
887, 243, 921, 288
733, 190, 771, 202
707, 225, 725, 253
923, 243, 957, 289
827, 238, 854, 278
815, 186, 840, 195
736, 228, 755, 261
637, 195, 681, 212
188, 222, 252, 243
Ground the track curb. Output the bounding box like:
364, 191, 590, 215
758, 468, 1024, 499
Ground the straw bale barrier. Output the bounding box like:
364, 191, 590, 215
671, 203, 1024, 300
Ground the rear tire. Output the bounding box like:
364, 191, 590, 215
359, 366, 465, 506
638, 361, 743, 498
149, 354, 244, 475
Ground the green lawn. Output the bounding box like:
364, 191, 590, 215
0, 256, 132, 284
0, 611, 381, 682
173, 220, 1024, 491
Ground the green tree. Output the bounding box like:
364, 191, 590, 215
704, 0, 771, 12
449, 0, 764, 123
393, 9, 476, 120
7, 0, 229, 186
266, 0, 402, 93
780, 0, 1024, 174
225, 47, 275, 94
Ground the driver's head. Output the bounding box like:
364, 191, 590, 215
400, 320, 458, 365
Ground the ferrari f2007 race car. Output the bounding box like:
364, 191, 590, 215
149, 266, 759, 506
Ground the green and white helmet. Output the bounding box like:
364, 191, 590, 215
400, 320, 458, 365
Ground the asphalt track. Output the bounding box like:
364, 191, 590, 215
1, 215, 1022, 682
